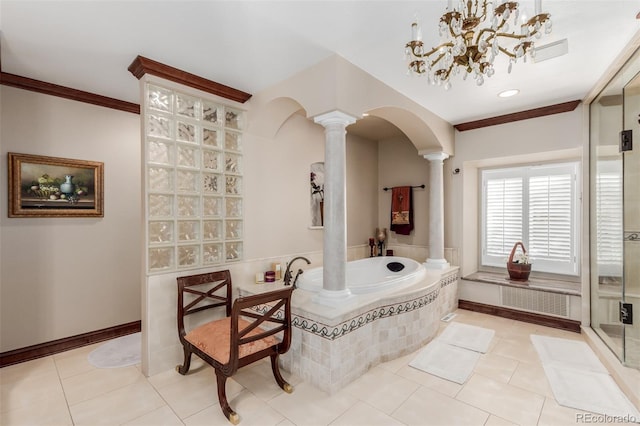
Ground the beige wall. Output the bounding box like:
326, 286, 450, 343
346, 134, 379, 246
0, 84, 380, 353
377, 135, 430, 247
445, 107, 586, 278
243, 112, 326, 259
0, 86, 142, 352
243, 112, 379, 259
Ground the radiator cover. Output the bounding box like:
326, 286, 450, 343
501, 286, 569, 317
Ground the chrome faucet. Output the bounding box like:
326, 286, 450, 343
283, 256, 311, 286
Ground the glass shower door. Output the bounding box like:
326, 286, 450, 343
590, 83, 625, 362
591, 46, 640, 369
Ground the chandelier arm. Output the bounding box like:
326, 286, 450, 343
478, 0, 489, 23
434, 62, 455, 81
475, 27, 496, 44
443, 62, 455, 80
467, 0, 487, 20
411, 42, 454, 59
430, 51, 449, 68
497, 46, 517, 59
443, 12, 462, 39
495, 32, 527, 41
494, 17, 510, 34
448, 24, 457, 39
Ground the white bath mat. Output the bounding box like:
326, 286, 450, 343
543, 364, 640, 419
409, 340, 481, 384
530, 335, 608, 373
437, 322, 495, 353
531, 335, 640, 420
88, 332, 141, 368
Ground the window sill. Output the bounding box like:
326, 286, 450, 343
462, 271, 581, 296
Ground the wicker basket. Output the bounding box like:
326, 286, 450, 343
507, 242, 531, 281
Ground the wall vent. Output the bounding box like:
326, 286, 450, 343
500, 286, 569, 317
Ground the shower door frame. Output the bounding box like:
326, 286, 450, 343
621, 69, 640, 369
589, 45, 640, 370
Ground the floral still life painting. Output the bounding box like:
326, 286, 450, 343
8, 152, 104, 218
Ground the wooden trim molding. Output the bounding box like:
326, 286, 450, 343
454, 100, 581, 131
0, 321, 141, 368
0, 72, 140, 114
458, 300, 581, 333
128, 55, 252, 103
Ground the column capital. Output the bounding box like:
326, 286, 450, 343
313, 110, 357, 127
420, 151, 450, 162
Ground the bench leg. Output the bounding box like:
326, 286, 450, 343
175, 345, 192, 375
216, 371, 239, 424
270, 354, 293, 394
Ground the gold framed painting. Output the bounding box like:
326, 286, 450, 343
8, 152, 104, 218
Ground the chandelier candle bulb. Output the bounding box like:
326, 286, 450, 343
411, 22, 422, 41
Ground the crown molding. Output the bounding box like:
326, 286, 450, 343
453, 100, 581, 132
128, 55, 252, 103
0, 72, 140, 114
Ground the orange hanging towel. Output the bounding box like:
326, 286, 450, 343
390, 186, 414, 235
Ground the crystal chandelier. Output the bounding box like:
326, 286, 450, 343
405, 0, 552, 89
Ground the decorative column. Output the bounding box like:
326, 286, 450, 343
422, 151, 450, 269
313, 111, 357, 306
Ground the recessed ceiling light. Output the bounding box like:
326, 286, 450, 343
498, 89, 519, 98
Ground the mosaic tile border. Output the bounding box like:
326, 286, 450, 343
625, 232, 640, 242
441, 272, 458, 287
250, 272, 458, 341
292, 288, 440, 341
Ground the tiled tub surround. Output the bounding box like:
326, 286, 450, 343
142, 244, 459, 376
238, 267, 459, 394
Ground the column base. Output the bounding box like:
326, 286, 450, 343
424, 258, 451, 270
312, 288, 356, 307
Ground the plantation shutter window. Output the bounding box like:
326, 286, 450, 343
595, 159, 623, 277
481, 162, 580, 276
485, 177, 523, 257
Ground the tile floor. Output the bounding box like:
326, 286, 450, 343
1, 309, 637, 426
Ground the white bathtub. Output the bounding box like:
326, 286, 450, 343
296, 256, 426, 294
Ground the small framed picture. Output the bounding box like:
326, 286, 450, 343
8, 152, 104, 218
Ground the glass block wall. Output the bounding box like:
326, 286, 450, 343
144, 83, 244, 273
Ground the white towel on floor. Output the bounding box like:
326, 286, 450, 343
531, 334, 640, 420
409, 340, 481, 384
437, 322, 495, 353
409, 322, 495, 384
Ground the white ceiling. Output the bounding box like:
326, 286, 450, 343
1, 1, 639, 125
